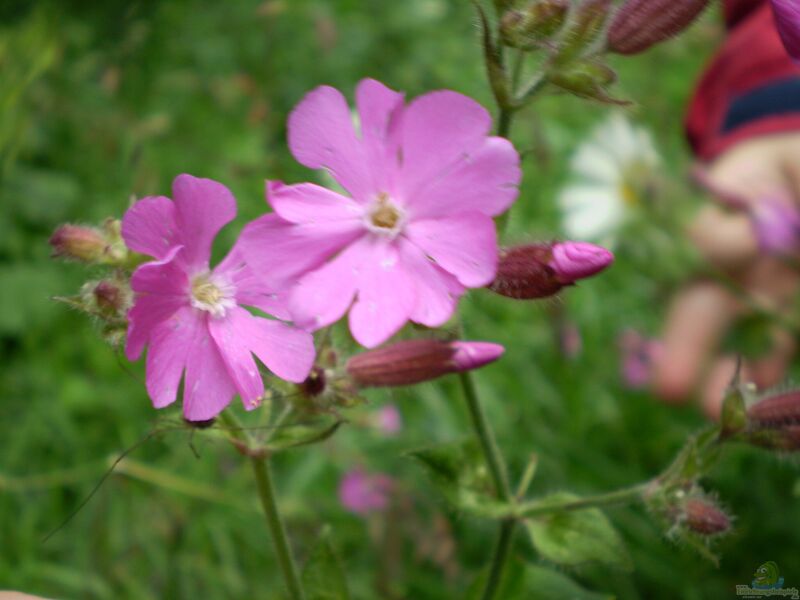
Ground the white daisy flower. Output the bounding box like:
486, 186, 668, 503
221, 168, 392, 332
559, 112, 660, 244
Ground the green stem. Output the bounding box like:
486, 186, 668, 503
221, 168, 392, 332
251, 456, 307, 600
221, 411, 307, 600
458, 372, 515, 600
497, 108, 514, 139
516, 483, 649, 518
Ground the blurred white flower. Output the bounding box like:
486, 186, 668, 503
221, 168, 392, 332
559, 112, 660, 244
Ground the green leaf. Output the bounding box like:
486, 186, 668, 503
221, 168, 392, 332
525, 493, 632, 571
467, 559, 614, 600
302, 526, 351, 600
407, 440, 512, 518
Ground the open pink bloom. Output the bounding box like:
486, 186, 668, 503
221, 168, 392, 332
122, 174, 315, 421
338, 468, 394, 515
241, 79, 521, 347
772, 0, 800, 62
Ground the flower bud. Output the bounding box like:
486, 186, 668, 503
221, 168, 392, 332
548, 60, 627, 105
346, 339, 504, 388
743, 390, 800, 450
559, 0, 612, 60
500, 0, 570, 48
92, 279, 131, 318
771, 0, 800, 62
607, 0, 710, 56
749, 196, 800, 256
49, 219, 128, 265
550, 241, 614, 282
683, 498, 731, 535
299, 365, 327, 398
49, 225, 108, 263
489, 242, 613, 300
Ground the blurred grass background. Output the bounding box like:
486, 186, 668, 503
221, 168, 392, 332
1, 1, 799, 598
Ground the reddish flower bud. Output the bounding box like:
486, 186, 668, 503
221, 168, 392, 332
683, 498, 731, 535
346, 339, 504, 388
607, 0, 710, 55
743, 390, 800, 450
299, 365, 327, 397
747, 390, 800, 428
489, 242, 613, 300
92, 280, 130, 317
49, 225, 108, 263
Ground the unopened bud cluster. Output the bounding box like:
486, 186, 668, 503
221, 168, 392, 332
49, 219, 129, 266
743, 390, 800, 451
488, 241, 613, 300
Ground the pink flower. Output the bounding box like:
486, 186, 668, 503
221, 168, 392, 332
338, 468, 394, 515
619, 329, 663, 389
771, 0, 800, 62
122, 174, 315, 421
372, 404, 402, 435
241, 79, 521, 348
550, 241, 614, 283
749, 195, 800, 256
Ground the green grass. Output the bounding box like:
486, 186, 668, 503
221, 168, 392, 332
1, 1, 798, 598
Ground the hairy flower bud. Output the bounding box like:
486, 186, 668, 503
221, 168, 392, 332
91, 279, 131, 318
559, 0, 612, 60
346, 339, 504, 388
489, 242, 613, 300
771, 0, 800, 62
607, 0, 710, 55
49, 219, 128, 265
683, 498, 731, 535
49, 225, 108, 263
500, 0, 570, 48
743, 390, 800, 450
548, 60, 627, 105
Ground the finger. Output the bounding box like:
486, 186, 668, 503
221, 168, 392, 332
688, 205, 759, 272
653, 281, 742, 404
750, 328, 795, 390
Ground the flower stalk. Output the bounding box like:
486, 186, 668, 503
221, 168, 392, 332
221, 411, 307, 600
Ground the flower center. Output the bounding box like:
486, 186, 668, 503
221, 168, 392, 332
190, 272, 236, 318
366, 192, 405, 235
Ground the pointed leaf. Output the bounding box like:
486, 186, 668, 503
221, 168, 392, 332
525, 493, 632, 571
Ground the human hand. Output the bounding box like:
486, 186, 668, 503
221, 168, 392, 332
653, 132, 800, 418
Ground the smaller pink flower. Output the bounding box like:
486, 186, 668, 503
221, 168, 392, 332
550, 241, 614, 283
122, 174, 315, 421
619, 329, 663, 389
372, 404, 402, 435
771, 0, 800, 62
749, 195, 800, 256
338, 469, 394, 515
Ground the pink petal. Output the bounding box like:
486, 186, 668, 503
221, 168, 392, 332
405, 137, 521, 219
183, 321, 238, 421
125, 247, 189, 360
773, 0, 800, 61
405, 213, 498, 287
288, 235, 370, 331
208, 308, 265, 405
355, 78, 405, 192
214, 244, 290, 320
398, 90, 491, 200
239, 213, 363, 290
172, 174, 237, 272
121, 196, 179, 260
144, 306, 203, 409
267, 180, 362, 224
397, 239, 464, 327
349, 241, 416, 348
288, 85, 373, 201
227, 307, 315, 383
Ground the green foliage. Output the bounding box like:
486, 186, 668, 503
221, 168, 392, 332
302, 527, 352, 600
525, 493, 633, 571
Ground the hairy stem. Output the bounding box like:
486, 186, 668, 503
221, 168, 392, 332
221, 410, 306, 600
458, 371, 515, 600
